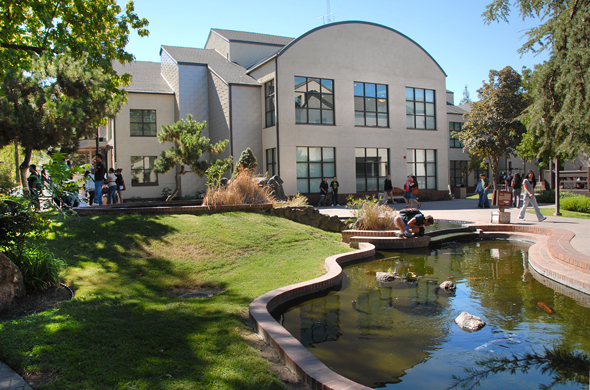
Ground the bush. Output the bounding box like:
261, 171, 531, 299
536, 190, 555, 203
6, 241, 65, 292
0, 196, 49, 252
347, 195, 398, 230
203, 170, 272, 206
561, 195, 590, 213
273, 193, 308, 207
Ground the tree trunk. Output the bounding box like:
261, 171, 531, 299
14, 141, 20, 184
166, 165, 184, 201
19, 147, 33, 194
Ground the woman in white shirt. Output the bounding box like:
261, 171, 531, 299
106, 168, 118, 205
518, 170, 547, 222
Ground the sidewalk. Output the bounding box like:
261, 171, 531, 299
0, 363, 32, 390
317, 198, 590, 256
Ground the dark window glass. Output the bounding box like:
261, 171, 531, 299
355, 148, 389, 192
130, 156, 158, 186
129, 110, 157, 137
449, 122, 464, 148
406, 149, 437, 190
354, 82, 389, 127
265, 80, 275, 127
405, 87, 436, 130
450, 160, 468, 187
296, 147, 336, 194
294, 77, 335, 125
266, 148, 276, 176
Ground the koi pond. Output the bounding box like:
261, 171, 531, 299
276, 240, 590, 389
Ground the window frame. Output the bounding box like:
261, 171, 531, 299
130, 156, 159, 186
264, 80, 275, 128
266, 148, 277, 177
407, 149, 437, 190
296, 147, 336, 194
294, 76, 335, 125
450, 160, 468, 187
405, 87, 436, 130
354, 82, 389, 128
449, 122, 464, 148
355, 148, 390, 192
129, 109, 157, 137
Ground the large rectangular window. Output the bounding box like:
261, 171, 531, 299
407, 149, 437, 190
449, 122, 464, 148
265, 80, 275, 127
131, 156, 158, 186
406, 88, 436, 129
354, 82, 388, 127
130, 109, 157, 136
355, 148, 389, 192
296, 147, 335, 194
450, 160, 468, 187
266, 148, 276, 177
294, 77, 334, 125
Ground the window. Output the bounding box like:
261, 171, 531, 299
266, 148, 277, 177
407, 149, 437, 190
450, 122, 464, 148
265, 80, 275, 127
355, 148, 389, 192
296, 147, 335, 193
354, 82, 388, 127
450, 160, 468, 187
130, 109, 157, 136
406, 88, 436, 129
131, 156, 158, 186
294, 77, 334, 125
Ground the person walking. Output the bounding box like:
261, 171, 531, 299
518, 170, 547, 222
318, 177, 328, 206
477, 173, 491, 208
27, 164, 42, 211
383, 175, 395, 205
115, 168, 125, 203
512, 172, 523, 208
106, 168, 118, 205
403, 176, 413, 207
93, 154, 105, 205
84, 170, 95, 206
408, 176, 421, 209
330, 177, 340, 206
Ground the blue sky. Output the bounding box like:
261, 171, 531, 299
121, 0, 548, 103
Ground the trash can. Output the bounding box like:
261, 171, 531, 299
453, 186, 467, 199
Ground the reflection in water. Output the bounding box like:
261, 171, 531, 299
277, 240, 590, 389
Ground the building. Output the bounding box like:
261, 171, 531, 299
85, 21, 524, 200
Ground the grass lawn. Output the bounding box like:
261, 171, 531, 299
0, 212, 352, 389
535, 207, 590, 219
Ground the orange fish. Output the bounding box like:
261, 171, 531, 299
537, 302, 554, 315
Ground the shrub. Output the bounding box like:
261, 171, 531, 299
536, 190, 555, 203
0, 195, 49, 252
273, 193, 308, 207
347, 195, 398, 230
203, 170, 272, 206
6, 241, 65, 292
561, 195, 590, 213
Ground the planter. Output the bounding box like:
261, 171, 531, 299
491, 211, 511, 224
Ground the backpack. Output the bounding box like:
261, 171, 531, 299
399, 208, 425, 236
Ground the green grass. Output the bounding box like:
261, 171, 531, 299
534, 207, 590, 219
0, 212, 352, 389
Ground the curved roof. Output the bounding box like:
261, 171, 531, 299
277, 21, 446, 76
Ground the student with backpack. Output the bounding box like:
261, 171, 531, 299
394, 208, 434, 237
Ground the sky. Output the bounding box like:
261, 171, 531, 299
120, 0, 549, 103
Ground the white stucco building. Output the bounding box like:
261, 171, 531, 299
90, 21, 508, 200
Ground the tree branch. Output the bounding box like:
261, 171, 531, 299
0, 42, 44, 54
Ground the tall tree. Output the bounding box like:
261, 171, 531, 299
483, 0, 590, 158
0, 53, 123, 185
459, 85, 473, 105
153, 115, 232, 201
457, 66, 530, 190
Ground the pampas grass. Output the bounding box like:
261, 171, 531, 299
348, 195, 399, 230
203, 170, 273, 205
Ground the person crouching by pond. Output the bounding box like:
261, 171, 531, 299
394, 211, 434, 238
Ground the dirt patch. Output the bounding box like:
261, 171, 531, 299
0, 284, 74, 323
166, 284, 225, 298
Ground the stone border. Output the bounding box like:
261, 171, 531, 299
249, 224, 590, 390
74, 203, 273, 216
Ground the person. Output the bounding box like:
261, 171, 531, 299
115, 168, 125, 203
27, 164, 42, 211
84, 170, 95, 206
477, 173, 491, 208
383, 175, 395, 205
318, 177, 328, 206
106, 168, 118, 204
512, 172, 522, 208
506, 171, 513, 192
330, 177, 340, 206
394, 209, 434, 238
403, 176, 412, 207
94, 154, 106, 205
408, 176, 421, 209
518, 170, 547, 222
40, 165, 50, 184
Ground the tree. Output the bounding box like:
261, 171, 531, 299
0, 53, 123, 185
483, 0, 590, 158
457, 66, 529, 191
153, 115, 232, 201
232, 148, 258, 179
459, 85, 472, 105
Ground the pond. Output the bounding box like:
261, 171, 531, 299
276, 240, 590, 389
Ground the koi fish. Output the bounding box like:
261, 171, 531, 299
537, 302, 554, 315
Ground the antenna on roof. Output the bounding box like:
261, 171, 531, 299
317, 0, 339, 25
